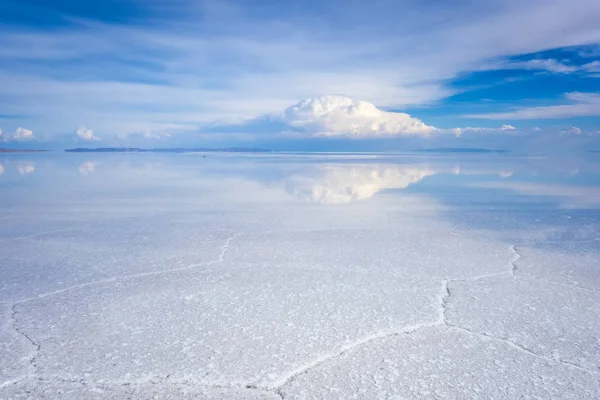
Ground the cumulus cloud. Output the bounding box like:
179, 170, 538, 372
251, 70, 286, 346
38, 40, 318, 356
214, 96, 529, 139
218, 95, 439, 138
278, 96, 437, 137
14, 127, 34, 140
1, 127, 34, 141
76, 127, 100, 141
561, 126, 582, 136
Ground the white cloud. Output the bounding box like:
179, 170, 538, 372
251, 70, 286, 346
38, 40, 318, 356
142, 131, 173, 140
12, 127, 34, 141
0, 163, 4, 175
223, 96, 529, 139
117, 131, 173, 141
278, 96, 436, 137
583, 60, 600, 73
561, 126, 582, 136
447, 125, 519, 137
76, 127, 100, 141
521, 59, 577, 73
466, 92, 600, 119
490, 58, 579, 74
1, 127, 34, 141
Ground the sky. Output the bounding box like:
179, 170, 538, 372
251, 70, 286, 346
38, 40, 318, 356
1, 0, 600, 151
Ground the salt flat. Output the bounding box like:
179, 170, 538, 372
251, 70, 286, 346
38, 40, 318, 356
1, 153, 599, 399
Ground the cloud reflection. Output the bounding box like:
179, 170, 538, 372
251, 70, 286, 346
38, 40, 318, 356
17, 163, 35, 175
281, 162, 519, 205
284, 165, 436, 204
79, 161, 99, 175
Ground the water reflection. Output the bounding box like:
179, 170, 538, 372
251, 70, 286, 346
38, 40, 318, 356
79, 161, 98, 175
17, 163, 35, 175
0, 153, 598, 214
284, 165, 436, 204
474, 181, 600, 209
0, 160, 37, 175
281, 163, 521, 205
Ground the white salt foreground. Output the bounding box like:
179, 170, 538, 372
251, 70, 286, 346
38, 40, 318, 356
0, 156, 599, 399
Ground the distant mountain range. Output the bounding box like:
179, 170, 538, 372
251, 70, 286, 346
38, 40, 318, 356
0, 148, 47, 153
64, 147, 271, 153
417, 148, 510, 153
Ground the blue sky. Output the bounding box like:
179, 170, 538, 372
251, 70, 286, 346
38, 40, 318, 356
1, 0, 599, 151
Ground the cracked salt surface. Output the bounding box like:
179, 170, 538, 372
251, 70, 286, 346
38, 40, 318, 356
279, 326, 600, 399
0, 380, 281, 399
10, 265, 442, 387
0, 221, 234, 302
514, 242, 600, 291
2, 154, 600, 399
226, 228, 513, 282
446, 275, 600, 372
0, 304, 35, 388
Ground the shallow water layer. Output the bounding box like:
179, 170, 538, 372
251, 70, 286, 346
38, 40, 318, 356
1, 152, 599, 399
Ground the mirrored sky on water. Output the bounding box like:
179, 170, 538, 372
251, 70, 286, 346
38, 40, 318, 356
1, 152, 599, 247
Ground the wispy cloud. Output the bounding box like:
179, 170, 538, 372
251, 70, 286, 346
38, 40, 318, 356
116, 131, 173, 141
445, 125, 519, 137
482, 56, 600, 77
466, 92, 600, 120
500, 58, 579, 74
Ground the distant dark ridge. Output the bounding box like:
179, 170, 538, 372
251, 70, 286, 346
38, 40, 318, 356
64, 147, 271, 153
0, 148, 48, 153
417, 148, 510, 153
